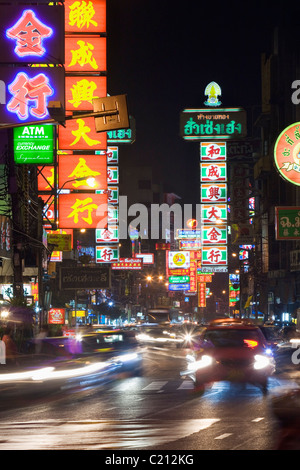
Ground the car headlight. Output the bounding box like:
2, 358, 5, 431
187, 354, 213, 372
253, 354, 271, 370
117, 352, 139, 363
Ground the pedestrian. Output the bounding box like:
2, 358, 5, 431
2, 326, 18, 366
35, 327, 47, 355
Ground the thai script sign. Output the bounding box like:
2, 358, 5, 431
275, 206, 300, 240
180, 108, 247, 140
60, 266, 110, 289
274, 122, 300, 186
111, 258, 142, 270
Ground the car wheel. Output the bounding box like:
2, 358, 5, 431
259, 381, 268, 395
194, 376, 205, 394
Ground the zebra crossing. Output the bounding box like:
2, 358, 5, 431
108, 376, 300, 394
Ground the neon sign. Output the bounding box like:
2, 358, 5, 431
1, 6, 64, 64
274, 122, 300, 186
7, 72, 54, 120
6, 10, 53, 58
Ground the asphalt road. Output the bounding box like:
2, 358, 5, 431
0, 344, 298, 451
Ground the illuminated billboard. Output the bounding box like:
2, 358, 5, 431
14, 124, 54, 164
58, 154, 107, 190
58, 193, 108, 229
64, 0, 106, 34
58, 117, 107, 150
274, 122, 300, 186
1, 6, 64, 64
0, 66, 65, 124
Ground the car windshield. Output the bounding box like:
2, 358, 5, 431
203, 328, 263, 348
81, 332, 137, 353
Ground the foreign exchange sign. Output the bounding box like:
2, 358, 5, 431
275, 206, 300, 240
180, 108, 247, 140
13, 124, 54, 164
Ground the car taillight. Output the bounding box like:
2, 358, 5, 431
243, 339, 258, 348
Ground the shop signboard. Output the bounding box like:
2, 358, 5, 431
200, 142, 227, 161
65, 37, 106, 73
58, 154, 107, 190
180, 108, 247, 140
200, 162, 227, 182
201, 204, 227, 223
275, 206, 300, 240
202, 225, 227, 244
48, 308, 65, 325
60, 266, 110, 289
95, 226, 119, 243
14, 124, 54, 165
111, 258, 142, 270
96, 245, 119, 263
200, 183, 227, 203
64, 0, 106, 34
274, 122, 300, 186
0, 66, 65, 125
201, 246, 228, 265
65, 76, 107, 111
168, 251, 190, 269
58, 192, 108, 229
1, 5, 64, 64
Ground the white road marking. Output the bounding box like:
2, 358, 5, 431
142, 381, 168, 391
214, 433, 233, 440
0, 418, 220, 450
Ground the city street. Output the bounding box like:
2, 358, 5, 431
0, 344, 297, 451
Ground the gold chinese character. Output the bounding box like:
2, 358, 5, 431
70, 118, 101, 147
68, 157, 101, 186
68, 1, 98, 30
69, 39, 98, 69
69, 78, 99, 108
67, 197, 97, 224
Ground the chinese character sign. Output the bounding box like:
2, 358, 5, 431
2, 6, 64, 64
58, 193, 108, 229
58, 117, 107, 150
0, 66, 65, 124
65, 37, 106, 72
58, 154, 107, 190
65, 0, 106, 34
65, 76, 107, 111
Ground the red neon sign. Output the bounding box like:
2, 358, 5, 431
58, 117, 107, 150
58, 193, 108, 229
65, 0, 106, 34
65, 76, 107, 111
65, 37, 106, 72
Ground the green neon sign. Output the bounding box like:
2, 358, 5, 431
13, 124, 54, 164
169, 275, 190, 284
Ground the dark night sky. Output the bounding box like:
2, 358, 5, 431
106, 1, 286, 204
